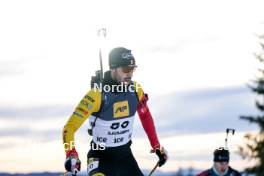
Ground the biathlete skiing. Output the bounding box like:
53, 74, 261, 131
62, 46, 168, 176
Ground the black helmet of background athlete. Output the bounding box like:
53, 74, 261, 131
213, 147, 230, 162
108, 47, 136, 84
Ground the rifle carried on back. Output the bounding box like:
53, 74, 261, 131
90, 28, 106, 89
88, 28, 106, 136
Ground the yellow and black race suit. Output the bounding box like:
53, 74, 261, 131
63, 71, 160, 176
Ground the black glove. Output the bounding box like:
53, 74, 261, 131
152, 146, 168, 167
64, 149, 81, 176
64, 156, 81, 173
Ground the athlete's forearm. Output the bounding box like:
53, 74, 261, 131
62, 112, 90, 153
137, 94, 160, 149
62, 89, 101, 153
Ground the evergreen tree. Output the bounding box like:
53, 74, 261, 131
239, 34, 264, 176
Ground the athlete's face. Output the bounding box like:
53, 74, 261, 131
113, 66, 136, 84
214, 161, 229, 174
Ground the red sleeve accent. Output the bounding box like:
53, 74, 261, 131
66, 148, 79, 158
137, 94, 160, 149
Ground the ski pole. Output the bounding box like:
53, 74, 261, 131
64, 171, 76, 176
148, 162, 159, 176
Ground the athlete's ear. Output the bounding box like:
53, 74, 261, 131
114, 68, 118, 77
110, 68, 117, 80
